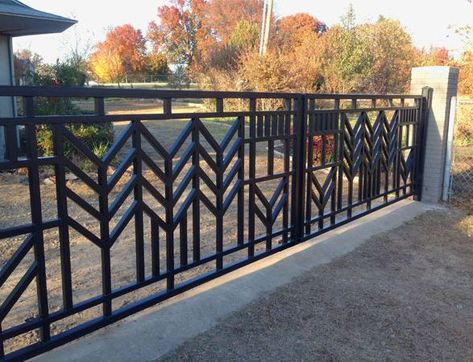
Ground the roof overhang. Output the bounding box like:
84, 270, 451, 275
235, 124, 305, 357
0, 0, 76, 37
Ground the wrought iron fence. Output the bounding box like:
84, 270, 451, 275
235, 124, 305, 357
0, 86, 426, 360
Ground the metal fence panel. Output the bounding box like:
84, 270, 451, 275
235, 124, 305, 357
0, 86, 424, 361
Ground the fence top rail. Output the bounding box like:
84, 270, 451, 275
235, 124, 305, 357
0, 86, 423, 100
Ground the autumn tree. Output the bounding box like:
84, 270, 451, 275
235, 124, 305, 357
89, 48, 125, 83
360, 17, 418, 93
206, 0, 263, 44
148, 0, 266, 75
420, 47, 451, 66
455, 4, 473, 97
316, 12, 417, 93
143, 52, 170, 78
459, 52, 473, 96
90, 24, 146, 83
274, 13, 327, 50
317, 26, 370, 93
230, 20, 260, 49
148, 0, 210, 71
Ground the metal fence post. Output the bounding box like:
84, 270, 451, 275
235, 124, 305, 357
442, 96, 457, 201
414, 86, 433, 201
292, 94, 307, 242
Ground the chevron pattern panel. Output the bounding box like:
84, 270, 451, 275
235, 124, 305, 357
0, 88, 424, 360
304, 100, 421, 235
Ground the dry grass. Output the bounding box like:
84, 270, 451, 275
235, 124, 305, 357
160, 209, 473, 362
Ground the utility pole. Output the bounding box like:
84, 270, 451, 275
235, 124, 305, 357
259, 0, 273, 56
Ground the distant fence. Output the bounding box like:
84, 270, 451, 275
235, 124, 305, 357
0, 86, 427, 360
448, 98, 473, 210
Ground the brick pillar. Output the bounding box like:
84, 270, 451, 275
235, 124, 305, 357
410, 66, 459, 203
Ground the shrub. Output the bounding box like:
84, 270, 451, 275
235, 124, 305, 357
26, 58, 114, 164
36, 123, 113, 161
455, 102, 473, 147
312, 135, 335, 163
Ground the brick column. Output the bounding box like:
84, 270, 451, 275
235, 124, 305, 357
410, 66, 459, 203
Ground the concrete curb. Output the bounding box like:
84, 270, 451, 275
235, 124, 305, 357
32, 200, 438, 362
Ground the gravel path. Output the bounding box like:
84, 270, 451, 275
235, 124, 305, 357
160, 209, 473, 362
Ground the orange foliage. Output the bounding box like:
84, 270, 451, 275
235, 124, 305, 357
148, 0, 213, 72
274, 13, 327, 49
90, 24, 146, 83
206, 0, 263, 43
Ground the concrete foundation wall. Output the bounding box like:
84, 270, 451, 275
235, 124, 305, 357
0, 34, 15, 161
410, 66, 459, 203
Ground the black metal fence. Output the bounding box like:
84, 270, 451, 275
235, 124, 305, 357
0, 86, 426, 361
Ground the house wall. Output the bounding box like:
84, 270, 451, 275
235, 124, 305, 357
0, 34, 15, 162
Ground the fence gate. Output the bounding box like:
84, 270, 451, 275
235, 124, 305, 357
0, 87, 426, 361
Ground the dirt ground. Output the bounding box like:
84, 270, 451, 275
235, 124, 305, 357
160, 209, 473, 362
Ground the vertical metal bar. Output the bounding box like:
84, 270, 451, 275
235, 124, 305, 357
95, 97, 112, 317
366, 114, 372, 210
415, 88, 432, 201
248, 98, 256, 257
305, 101, 314, 234
216, 128, 224, 270
165, 147, 174, 290
358, 116, 364, 203
132, 120, 145, 283
282, 111, 290, 243
94, 97, 105, 115
180, 214, 188, 266
383, 115, 389, 202
192, 118, 201, 262
53, 124, 73, 310
267, 141, 274, 176
237, 116, 245, 246
4, 124, 18, 161
257, 114, 263, 137
265, 202, 272, 251
321, 133, 326, 166
151, 220, 160, 277
395, 119, 402, 198
403, 122, 410, 195
292, 95, 307, 242
330, 116, 338, 226
346, 114, 353, 219
264, 113, 270, 137
24, 96, 50, 341
216, 98, 224, 113
265, 114, 274, 175
336, 99, 344, 212
163, 98, 172, 117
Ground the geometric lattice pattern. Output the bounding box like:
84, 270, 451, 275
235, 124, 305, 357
0, 87, 425, 360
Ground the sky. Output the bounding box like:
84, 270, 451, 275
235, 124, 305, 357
13, 0, 473, 63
